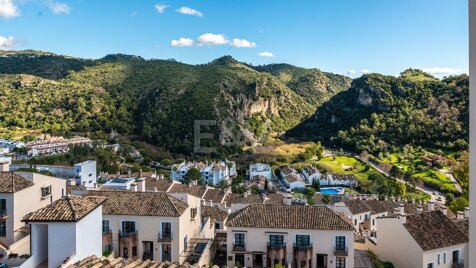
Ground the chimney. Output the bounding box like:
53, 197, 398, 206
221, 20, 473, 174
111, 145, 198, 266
428, 201, 435, 211
227, 208, 231, 215
439, 205, 448, 216
160, 174, 164, 180
399, 213, 407, 224
202, 199, 206, 206
137, 178, 146, 192
399, 203, 405, 214
244, 191, 248, 198
396, 197, 401, 202
0, 161, 9, 172
130, 182, 138, 192
139, 169, 142, 177
393, 207, 400, 215
464, 207, 469, 218
416, 205, 423, 213
209, 200, 213, 206
154, 187, 158, 192
457, 211, 464, 220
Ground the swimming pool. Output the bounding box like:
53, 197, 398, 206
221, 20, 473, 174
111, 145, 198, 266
319, 187, 345, 194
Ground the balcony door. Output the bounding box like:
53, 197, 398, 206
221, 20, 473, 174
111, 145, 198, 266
143, 241, 153, 260
161, 222, 172, 239
122, 221, 136, 235
316, 254, 327, 268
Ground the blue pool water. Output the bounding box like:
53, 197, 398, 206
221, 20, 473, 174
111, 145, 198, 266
319, 188, 344, 194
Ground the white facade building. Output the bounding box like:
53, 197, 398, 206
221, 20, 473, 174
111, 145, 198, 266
171, 161, 234, 185
301, 166, 321, 184
249, 163, 273, 180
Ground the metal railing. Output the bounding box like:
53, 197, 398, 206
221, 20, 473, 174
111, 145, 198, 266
293, 242, 313, 249
158, 232, 173, 241
267, 242, 286, 249
102, 229, 112, 235
334, 246, 348, 256
233, 242, 246, 251
119, 230, 138, 237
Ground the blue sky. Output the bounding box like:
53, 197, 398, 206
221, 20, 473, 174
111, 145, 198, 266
0, 0, 468, 77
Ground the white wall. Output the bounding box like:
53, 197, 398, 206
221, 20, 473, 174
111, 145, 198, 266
47, 222, 76, 268
74, 206, 102, 264
226, 227, 354, 268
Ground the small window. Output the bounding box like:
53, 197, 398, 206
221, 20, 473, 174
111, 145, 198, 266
443, 253, 446, 263
132, 246, 137, 257
191, 207, 197, 219
437, 254, 440, 264
102, 220, 110, 234
336, 257, 346, 268
427, 263, 433, 268
296, 235, 310, 246
41, 185, 52, 198
0, 220, 6, 237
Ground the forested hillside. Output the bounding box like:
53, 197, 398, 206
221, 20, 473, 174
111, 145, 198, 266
288, 69, 469, 153
0, 50, 352, 154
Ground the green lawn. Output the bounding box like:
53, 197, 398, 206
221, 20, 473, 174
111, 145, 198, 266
413, 169, 457, 193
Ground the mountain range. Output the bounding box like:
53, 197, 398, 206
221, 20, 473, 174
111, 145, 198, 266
0, 50, 468, 155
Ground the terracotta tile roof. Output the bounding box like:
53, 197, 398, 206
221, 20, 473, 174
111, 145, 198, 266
343, 199, 371, 214
22, 196, 106, 222
314, 194, 345, 205
331, 174, 357, 181
303, 165, 319, 175
68, 255, 184, 268
0, 172, 34, 193
66, 185, 87, 194
280, 166, 295, 176
251, 175, 268, 181
168, 183, 207, 198
86, 190, 188, 217
404, 211, 468, 251
224, 193, 265, 206
284, 174, 303, 183
226, 204, 354, 230
202, 188, 226, 203
454, 219, 469, 237
265, 193, 285, 205
144, 178, 173, 192
201, 206, 228, 221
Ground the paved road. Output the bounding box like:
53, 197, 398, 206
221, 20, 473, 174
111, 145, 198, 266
439, 169, 463, 193
327, 150, 446, 204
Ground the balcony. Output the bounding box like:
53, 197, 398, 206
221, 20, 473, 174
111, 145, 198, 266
267, 242, 286, 249
233, 243, 246, 252
119, 230, 138, 237
334, 246, 348, 256
293, 243, 313, 250
158, 232, 173, 242
102, 229, 112, 235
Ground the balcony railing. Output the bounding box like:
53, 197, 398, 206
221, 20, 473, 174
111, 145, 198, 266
293, 243, 313, 249
267, 242, 286, 249
233, 243, 246, 252
119, 230, 138, 237
102, 229, 112, 235
334, 246, 348, 256
158, 232, 173, 241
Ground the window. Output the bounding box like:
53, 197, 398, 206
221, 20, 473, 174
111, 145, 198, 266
235, 254, 245, 267
161, 222, 172, 238
235, 233, 245, 246
41, 185, 52, 198
190, 207, 197, 219
336, 236, 346, 250
296, 235, 310, 246
162, 244, 172, 262
123, 247, 128, 258
372, 219, 375, 226
0, 220, 5, 237
427, 263, 433, 268
336, 257, 346, 268
132, 246, 137, 257
215, 222, 221, 230
104, 244, 111, 252
443, 253, 446, 263
354, 219, 357, 225
0, 199, 6, 215
437, 254, 440, 265
102, 220, 110, 234
122, 221, 135, 235
184, 235, 188, 248
269, 235, 284, 247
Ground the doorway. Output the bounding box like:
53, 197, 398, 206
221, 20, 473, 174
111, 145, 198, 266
316, 254, 327, 268
253, 253, 263, 268
142, 241, 153, 260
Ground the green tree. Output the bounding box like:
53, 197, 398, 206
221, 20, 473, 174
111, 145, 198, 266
322, 194, 331, 204
184, 168, 202, 184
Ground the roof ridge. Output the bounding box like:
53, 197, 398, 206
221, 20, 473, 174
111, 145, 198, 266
66, 195, 79, 221
165, 193, 185, 216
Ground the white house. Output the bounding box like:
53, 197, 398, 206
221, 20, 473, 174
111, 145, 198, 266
10, 160, 97, 188
0, 164, 66, 257
328, 174, 358, 187
374, 209, 468, 268
280, 166, 306, 189
226, 204, 355, 268
21, 195, 106, 268
300, 166, 321, 184
249, 163, 273, 180
171, 161, 233, 185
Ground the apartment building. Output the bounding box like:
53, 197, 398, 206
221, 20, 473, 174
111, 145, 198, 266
0, 164, 66, 256
170, 160, 235, 185
86, 190, 209, 264
249, 163, 273, 180
374, 210, 468, 268
226, 204, 354, 268
280, 166, 306, 189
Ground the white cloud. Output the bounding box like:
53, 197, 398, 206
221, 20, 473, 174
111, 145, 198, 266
154, 4, 167, 14
170, 37, 194, 47
230, 38, 256, 48
50, 2, 71, 14
361, 69, 371, 74
176, 6, 203, 17
196, 33, 227, 46
0, 0, 20, 19
258, 51, 274, 57
0, 35, 15, 49
422, 66, 464, 75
